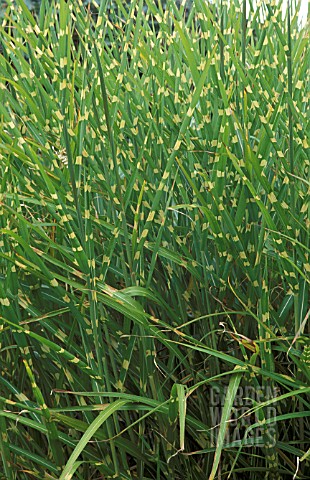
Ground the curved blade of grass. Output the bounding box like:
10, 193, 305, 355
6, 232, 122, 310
209, 367, 244, 480
59, 400, 128, 480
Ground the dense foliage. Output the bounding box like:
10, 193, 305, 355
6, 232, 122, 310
0, 0, 309, 478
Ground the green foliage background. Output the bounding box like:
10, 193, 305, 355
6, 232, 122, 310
0, 0, 309, 478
